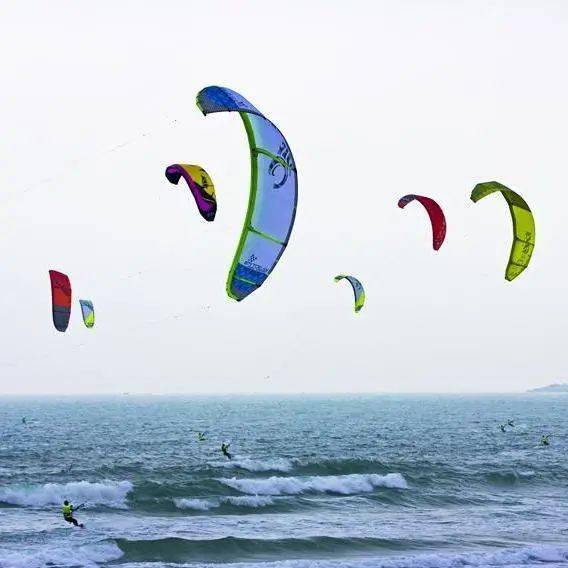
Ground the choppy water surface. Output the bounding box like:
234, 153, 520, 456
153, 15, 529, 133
0, 394, 566, 567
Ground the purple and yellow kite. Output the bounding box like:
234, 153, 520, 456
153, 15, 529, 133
165, 164, 216, 222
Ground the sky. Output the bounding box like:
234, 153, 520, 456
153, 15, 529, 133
0, 0, 567, 394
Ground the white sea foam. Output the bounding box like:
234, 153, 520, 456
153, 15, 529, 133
223, 495, 274, 507
219, 473, 407, 496
0, 480, 132, 508
373, 545, 568, 568
0, 542, 123, 568
173, 495, 274, 510
173, 497, 216, 511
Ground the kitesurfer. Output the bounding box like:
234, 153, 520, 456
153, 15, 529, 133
541, 435, 551, 446
21, 417, 26, 424
221, 442, 232, 460
62, 500, 84, 528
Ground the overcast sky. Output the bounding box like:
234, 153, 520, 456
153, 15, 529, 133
1, 0, 566, 394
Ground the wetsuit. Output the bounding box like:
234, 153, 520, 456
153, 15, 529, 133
221, 444, 232, 460
62, 503, 82, 527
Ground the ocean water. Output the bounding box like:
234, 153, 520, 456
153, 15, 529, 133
0, 394, 567, 568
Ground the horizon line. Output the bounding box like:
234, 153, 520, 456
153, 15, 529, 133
0, 390, 552, 397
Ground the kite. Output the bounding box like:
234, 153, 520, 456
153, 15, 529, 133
398, 194, 446, 250
196, 86, 298, 301
165, 164, 216, 222
470, 181, 535, 281
79, 300, 95, 328
49, 270, 72, 332
334, 275, 365, 313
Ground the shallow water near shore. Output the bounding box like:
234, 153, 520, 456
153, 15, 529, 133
0, 394, 567, 567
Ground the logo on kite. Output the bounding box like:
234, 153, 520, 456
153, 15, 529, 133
245, 254, 268, 274
268, 143, 294, 189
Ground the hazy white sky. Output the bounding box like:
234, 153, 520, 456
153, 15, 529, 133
1, 0, 566, 394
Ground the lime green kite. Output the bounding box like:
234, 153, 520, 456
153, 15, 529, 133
470, 181, 535, 281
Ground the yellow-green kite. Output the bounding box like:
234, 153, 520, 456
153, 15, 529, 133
470, 181, 535, 281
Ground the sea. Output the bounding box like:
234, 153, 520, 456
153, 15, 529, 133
0, 394, 567, 568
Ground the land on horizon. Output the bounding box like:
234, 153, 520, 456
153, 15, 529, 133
527, 383, 568, 393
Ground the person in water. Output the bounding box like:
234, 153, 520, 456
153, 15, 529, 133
507, 419, 515, 427
62, 500, 83, 528
221, 442, 232, 460
500, 424, 506, 432
197, 431, 206, 441
541, 434, 551, 446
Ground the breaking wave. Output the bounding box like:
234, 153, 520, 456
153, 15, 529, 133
173, 495, 274, 510
173, 497, 214, 511
0, 480, 132, 508
219, 473, 408, 496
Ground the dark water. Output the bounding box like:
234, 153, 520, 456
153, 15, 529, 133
0, 394, 567, 567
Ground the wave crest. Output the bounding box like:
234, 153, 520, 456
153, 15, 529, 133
0, 480, 132, 508
173, 497, 214, 511
224, 495, 274, 507
219, 472, 407, 495
173, 495, 274, 510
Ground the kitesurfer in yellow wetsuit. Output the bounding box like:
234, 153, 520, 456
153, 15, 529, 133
221, 442, 232, 460
62, 500, 84, 528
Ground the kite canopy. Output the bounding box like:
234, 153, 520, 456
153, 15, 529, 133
398, 194, 446, 251
79, 300, 95, 328
49, 270, 72, 332
196, 86, 298, 301
334, 275, 365, 313
165, 164, 216, 222
470, 181, 535, 281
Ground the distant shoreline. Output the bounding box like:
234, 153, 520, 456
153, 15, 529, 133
527, 383, 568, 393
